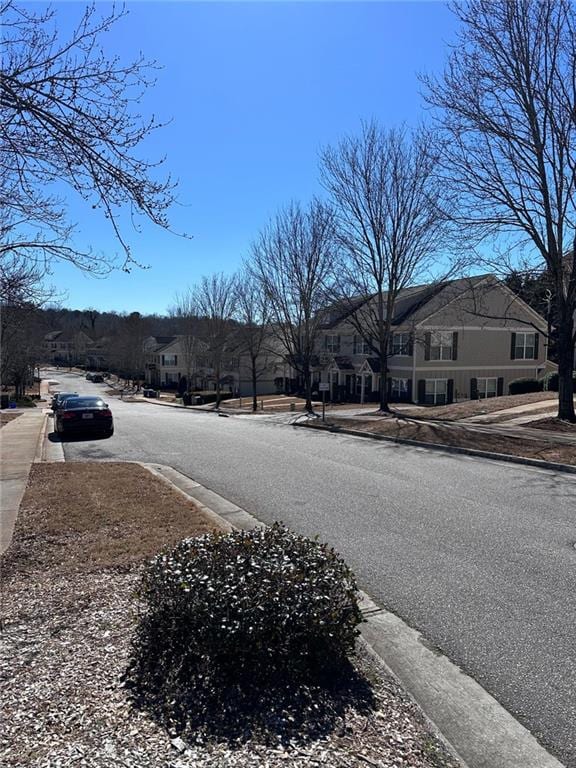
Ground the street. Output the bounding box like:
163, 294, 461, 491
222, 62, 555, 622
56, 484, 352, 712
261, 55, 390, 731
50, 371, 576, 767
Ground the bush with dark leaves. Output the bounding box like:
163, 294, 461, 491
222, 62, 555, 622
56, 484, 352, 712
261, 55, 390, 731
126, 523, 363, 737
508, 377, 542, 395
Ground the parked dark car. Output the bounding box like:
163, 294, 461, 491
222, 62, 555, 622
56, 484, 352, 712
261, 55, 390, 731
54, 396, 114, 438
51, 392, 79, 411
86, 372, 94, 381
91, 374, 104, 383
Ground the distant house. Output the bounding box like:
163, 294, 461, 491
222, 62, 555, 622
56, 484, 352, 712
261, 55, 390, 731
43, 330, 96, 367
314, 275, 551, 405
236, 330, 292, 397
143, 335, 239, 392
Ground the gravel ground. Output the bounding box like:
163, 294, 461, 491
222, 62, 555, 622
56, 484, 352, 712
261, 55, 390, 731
1, 567, 459, 768
0, 463, 461, 768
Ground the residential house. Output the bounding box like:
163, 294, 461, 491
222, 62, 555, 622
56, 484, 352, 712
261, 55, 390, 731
143, 335, 240, 392
43, 330, 97, 367
315, 275, 550, 405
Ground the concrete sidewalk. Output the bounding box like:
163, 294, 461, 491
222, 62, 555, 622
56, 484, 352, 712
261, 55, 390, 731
0, 408, 46, 554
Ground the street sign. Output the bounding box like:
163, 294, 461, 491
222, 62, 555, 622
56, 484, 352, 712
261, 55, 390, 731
319, 382, 330, 391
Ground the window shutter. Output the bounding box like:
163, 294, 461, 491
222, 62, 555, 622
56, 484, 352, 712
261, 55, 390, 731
353, 336, 357, 355
161, 355, 165, 366
470, 377, 478, 400
510, 332, 516, 360
417, 379, 426, 404
174, 355, 178, 365
452, 331, 458, 361
533, 334, 539, 360
388, 334, 394, 355
447, 379, 455, 405
337, 335, 341, 352
497, 377, 504, 396
408, 332, 414, 357
424, 332, 431, 361
406, 379, 413, 402
324, 336, 328, 350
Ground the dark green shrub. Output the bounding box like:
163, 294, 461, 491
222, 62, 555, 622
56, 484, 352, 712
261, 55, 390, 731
508, 377, 542, 395
192, 391, 233, 404
540, 372, 576, 392
541, 372, 559, 391
126, 523, 362, 734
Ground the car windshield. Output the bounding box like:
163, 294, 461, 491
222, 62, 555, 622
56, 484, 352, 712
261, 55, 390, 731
56, 393, 78, 402
66, 397, 105, 409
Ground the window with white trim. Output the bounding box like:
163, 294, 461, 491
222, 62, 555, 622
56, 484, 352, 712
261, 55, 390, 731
391, 333, 411, 356
164, 372, 179, 384
514, 332, 536, 360
325, 334, 341, 353
353, 335, 371, 354
391, 377, 409, 399
162, 354, 178, 366
430, 331, 453, 361
425, 378, 447, 405
477, 377, 497, 399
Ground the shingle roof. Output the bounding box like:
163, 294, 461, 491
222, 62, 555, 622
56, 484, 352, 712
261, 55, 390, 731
331, 356, 355, 371
319, 275, 494, 329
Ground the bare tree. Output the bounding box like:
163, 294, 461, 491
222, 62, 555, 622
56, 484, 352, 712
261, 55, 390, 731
250, 200, 338, 413
1, 1, 179, 274
320, 122, 460, 412
423, 0, 576, 421
234, 268, 272, 412
169, 288, 202, 394
192, 274, 238, 408
108, 312, 150, 385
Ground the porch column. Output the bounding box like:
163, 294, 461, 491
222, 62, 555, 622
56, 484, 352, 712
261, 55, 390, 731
360, 373, 365, 404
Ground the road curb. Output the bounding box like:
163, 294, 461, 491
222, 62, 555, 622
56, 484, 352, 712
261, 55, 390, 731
297, 422, 576, 475
33, 410, 49, 463
138, 462, 565, 768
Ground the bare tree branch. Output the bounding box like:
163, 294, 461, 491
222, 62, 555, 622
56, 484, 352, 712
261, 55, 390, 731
320, 122, 463, 411
422, 0, 576, 419
0, 1, 182, 274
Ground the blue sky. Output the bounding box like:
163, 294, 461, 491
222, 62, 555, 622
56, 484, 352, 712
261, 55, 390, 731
45, 1, 458, 315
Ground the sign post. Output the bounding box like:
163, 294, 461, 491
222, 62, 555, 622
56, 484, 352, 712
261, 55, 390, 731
319, 382, 329, 422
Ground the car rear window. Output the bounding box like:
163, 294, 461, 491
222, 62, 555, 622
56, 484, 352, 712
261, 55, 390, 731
66, 398, 106, 408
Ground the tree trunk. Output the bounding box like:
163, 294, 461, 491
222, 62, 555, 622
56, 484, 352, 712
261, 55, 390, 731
215, 365, 221, 409
303, 363, 314, 413
251, 355, 258, 412
556, 308, 575, 421
378, 355, 390, 412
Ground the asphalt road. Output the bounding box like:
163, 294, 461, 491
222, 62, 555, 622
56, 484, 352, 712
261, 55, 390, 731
50, 371, 576, 767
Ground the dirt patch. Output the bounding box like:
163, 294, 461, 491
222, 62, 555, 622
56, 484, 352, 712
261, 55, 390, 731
394, 392, 559, 421
311, 416, 576, 466
479, 405, 558, 424
2, 462, 222, 577
526, 417, 576, 433
0, 412, 22, 428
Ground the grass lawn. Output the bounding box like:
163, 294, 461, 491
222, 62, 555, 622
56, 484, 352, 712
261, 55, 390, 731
308, 415, 576, 466
393, 391, 560, 421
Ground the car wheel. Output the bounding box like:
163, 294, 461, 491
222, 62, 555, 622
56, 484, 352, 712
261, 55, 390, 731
105, 428, 114, 438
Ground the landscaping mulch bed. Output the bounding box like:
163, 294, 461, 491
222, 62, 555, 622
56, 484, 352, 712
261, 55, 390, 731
527, 417, 576, 433
0, 412, 22, 428
394, 391, 558, 421
1, 462, 460, 768
311, 416, 576, 466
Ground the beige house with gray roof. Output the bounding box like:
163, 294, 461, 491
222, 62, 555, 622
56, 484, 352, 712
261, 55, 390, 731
315, 275, 551, 405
